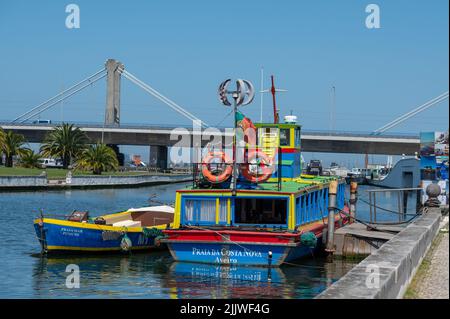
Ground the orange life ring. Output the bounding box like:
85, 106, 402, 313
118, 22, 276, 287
241, 150, 273, 183
201, 151, 233, 183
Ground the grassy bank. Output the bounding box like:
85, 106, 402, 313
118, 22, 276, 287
0, 166, 180, 180
403, 231, 445, 299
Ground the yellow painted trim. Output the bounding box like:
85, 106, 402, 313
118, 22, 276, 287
173, 192, 182, 228
215, 198, 220, 224
181, 191, 289, 198
289, 194, 296, 230
34, 218, 170, 232
227, 198, 231, 225
46, 245, 154, 252
290, 128, 295, 148
101, 211, 129, 219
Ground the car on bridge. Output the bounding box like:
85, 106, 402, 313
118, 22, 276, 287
32, 119, 52, 124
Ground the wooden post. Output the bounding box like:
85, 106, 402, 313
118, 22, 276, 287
349, 181, 358, 223
326, 180, 338, 257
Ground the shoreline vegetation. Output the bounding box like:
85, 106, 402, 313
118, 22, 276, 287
1, 123, 190, 184
0, 167, 188, 180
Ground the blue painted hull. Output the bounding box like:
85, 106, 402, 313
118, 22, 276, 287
166, 239, 321, 267
34, 220, 158, 253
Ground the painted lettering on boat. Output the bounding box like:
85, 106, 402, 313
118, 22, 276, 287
101, 231, 122, 241
191, 247, 263, 258
60, 227, 83, 237
190, 266, 263, 281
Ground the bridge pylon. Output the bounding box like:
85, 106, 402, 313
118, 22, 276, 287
105, 59, 124, 126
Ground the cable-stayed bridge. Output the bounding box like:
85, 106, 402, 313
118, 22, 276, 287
2, 59, 448, 168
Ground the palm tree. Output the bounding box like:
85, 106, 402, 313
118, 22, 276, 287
19, 149, 42, 169
76, 143, 119, 175
0, 130, 28, 167
40, 123, 88, 169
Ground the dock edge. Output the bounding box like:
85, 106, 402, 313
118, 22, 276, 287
316, 207, 442, 299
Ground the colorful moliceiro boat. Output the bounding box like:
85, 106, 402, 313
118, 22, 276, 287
162, 108, 350, 267
34, 206, 174, 253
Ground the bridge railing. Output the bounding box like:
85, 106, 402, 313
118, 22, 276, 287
0, 120, 420, 138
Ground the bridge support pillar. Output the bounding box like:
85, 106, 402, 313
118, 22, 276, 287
105, 59, 123, 126
149, 145, 168, 170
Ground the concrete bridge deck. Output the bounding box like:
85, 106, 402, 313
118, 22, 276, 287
0, 122, 420, 155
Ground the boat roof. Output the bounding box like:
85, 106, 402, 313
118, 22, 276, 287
127, 205, 174, 213
182, 175, 341, 195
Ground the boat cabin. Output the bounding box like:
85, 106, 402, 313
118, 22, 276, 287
172, 119, 346, 232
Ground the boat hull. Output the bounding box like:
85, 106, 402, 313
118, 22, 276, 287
162, 229, 324, 267
34, 218, 161, 253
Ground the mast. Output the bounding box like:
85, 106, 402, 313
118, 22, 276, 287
261, 75, 287, 124
271, 75, 279, 124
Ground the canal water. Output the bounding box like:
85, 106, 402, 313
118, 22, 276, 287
0, 183, 417, 298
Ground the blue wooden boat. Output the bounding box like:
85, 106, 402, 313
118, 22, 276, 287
34, 206, 174, 253
161, 79, 351, 267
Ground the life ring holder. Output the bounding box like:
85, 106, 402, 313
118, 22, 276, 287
201, 151, 233, 184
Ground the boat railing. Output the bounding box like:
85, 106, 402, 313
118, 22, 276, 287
365, 187, 423, 223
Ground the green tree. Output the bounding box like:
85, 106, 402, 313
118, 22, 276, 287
40, 123, 88, 169
76, 143, 119, 175
19, 149, 42, 169
0, 130, 28, 167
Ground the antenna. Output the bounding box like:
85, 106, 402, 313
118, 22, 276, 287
260, 67, 264, 122
260, 75, 287, 124
330, 86, 336, 131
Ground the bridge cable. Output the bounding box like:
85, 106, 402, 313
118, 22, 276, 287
121, 70, 209, 128
15, 72, 107, 123
374, 92, 448, 134
11, 68, 107, 123
373, 91, 449, 135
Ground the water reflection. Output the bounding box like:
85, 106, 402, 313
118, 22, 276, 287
165, 258, 356, 299
1, 183, 367, 298
31, 252, 173, 298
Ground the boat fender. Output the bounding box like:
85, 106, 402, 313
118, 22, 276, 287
300, 232, 317, 248
120, 233, 132, 252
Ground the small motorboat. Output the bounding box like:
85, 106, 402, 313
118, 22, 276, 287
34, 205, 174, 254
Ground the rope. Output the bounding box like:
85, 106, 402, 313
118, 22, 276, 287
331, 206, 422, 231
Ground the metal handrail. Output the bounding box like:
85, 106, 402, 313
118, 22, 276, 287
366, 187, 422, 223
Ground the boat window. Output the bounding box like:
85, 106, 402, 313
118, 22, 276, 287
183, 199, 216, 224
184, 200, 195, 223
295, 128, 301, 147
280, 129, 290, 146
234, 197, 287, 225
199, 200, 216, 222
219, 199, 228, 223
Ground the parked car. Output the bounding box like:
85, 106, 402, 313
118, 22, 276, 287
306, 160, 323, 176
38, 158, 63, 168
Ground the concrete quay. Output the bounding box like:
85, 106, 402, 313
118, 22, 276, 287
316, 207, 442, 299
0, 174, 191, 191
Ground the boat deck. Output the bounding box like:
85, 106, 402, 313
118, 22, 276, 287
182, 175, 341, 194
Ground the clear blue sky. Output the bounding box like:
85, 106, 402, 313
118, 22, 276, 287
0, 1, 448, 165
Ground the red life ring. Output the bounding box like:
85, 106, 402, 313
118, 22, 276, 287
241, 150, 273, 183
201, 151, 233, 183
